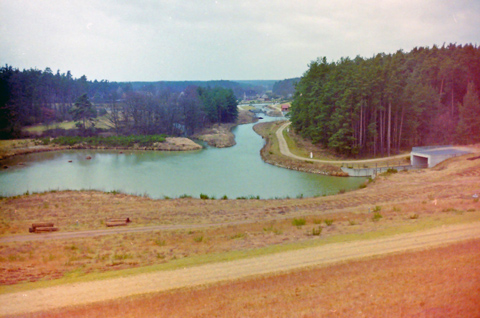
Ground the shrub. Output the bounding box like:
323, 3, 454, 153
372, 212, 383, 222
348, 220, 357, 226
338, 189, 346, 194
311, 226, 322, 236
50, 134, 168, 148
324, 219, 334, 226
154, 239, 166, 246
193, 235, 203, 243
230, 233, 245, 239
373, 205, 382, 212
409, 214, 419, 219
199, 193, 209, 200
221, 195, 228, 200
359, 184, 367, 189
292, 218, 306, 226
263, 226, 283, 235
442, 208, 457, 213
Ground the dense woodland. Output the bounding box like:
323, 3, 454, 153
290, 44, 480, 157
0, 67, 241, 138
272, 78, 299, 98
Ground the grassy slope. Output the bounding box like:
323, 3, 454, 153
24, 116, 111, 133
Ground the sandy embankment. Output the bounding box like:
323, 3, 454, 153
194, 109, 258, 148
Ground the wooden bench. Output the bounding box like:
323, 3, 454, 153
105, 217, 131, 227
29, 222, 58, 233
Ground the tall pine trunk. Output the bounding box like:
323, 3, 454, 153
387, 101, 392, 157
397, 104, 405, 152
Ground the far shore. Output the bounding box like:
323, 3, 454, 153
0, 137, 202, 162
0, 110, 259, 162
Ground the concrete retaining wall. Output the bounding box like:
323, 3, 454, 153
341, 165, 416, 177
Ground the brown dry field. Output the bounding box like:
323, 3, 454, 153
19, 239, 480, 318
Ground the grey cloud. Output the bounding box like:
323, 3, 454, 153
0, 0, 478, 81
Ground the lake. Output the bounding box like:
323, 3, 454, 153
0, 118, 365, 199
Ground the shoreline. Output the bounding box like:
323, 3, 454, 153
0, 137, 203, 162
0, 110, 259, 162
253, 121, 349, 177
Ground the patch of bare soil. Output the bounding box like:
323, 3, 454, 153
194, 109, 257, 148
194, 124, 237, 148
152, 137, 201, 151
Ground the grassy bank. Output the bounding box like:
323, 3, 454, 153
40, 135, 167, 148
253, 121, 345, 175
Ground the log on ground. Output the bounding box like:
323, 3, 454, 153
106, 218, 131, 223
33, 227, 59, 233
32, 222, 55, 229
106, 222, 128, 227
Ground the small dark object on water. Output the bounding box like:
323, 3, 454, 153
257, 117, 263, 119
119, 151, 123, 154
68, 160, 72, 163
86, 156, 92, 160
3, 165, 8, 169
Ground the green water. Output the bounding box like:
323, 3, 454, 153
0, 120, 365, 199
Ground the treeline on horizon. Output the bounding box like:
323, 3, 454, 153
0, 67, 253, 138
290, 43, 480, 157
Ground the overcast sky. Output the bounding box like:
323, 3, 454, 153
1, 0, 479, 82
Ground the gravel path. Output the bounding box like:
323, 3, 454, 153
1, 222, 479, 317
0, 220, 253, 243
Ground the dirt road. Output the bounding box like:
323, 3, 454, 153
1, 222, 479, 317
0, 220, 253, 243
276, 122, 408, 164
